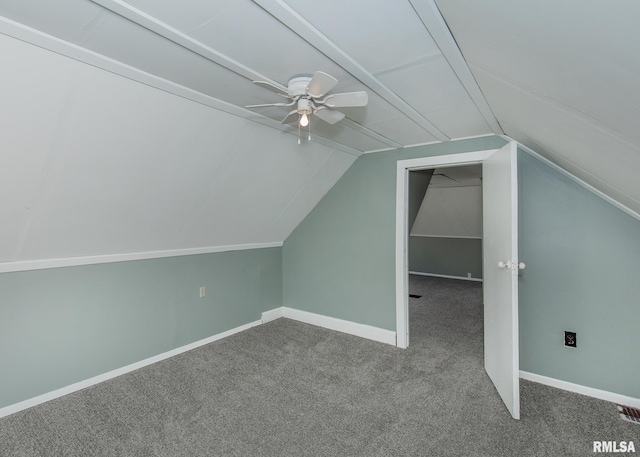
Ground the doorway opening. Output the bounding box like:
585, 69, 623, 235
395, 150, 492, 349
406, 163, 485, 403
404, 161, 484, 357
408, 163, 483, 284
394, 144, 520, 419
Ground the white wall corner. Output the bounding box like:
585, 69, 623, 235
282, 307, 396, 346
520, 370, 640, 409
261, 307, 284, 324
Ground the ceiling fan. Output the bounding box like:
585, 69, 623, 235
246, 71, 368, 142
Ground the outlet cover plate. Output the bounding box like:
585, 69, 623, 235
564, 331, 577, 347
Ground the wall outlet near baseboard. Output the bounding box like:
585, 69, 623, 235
564, 331, 576, 347
467, 273, 472, 278
199, 286, 206, 298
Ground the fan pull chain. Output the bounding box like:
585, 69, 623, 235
308, 116, 311, 141
298, 118, 301, 144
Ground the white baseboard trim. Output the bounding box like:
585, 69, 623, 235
261, 307, 284, 324
0, 319, 262, 419
520, 370, 640, 409
410, 234, 482, 240
409, 271, 483, 282
282, 307, 396, 346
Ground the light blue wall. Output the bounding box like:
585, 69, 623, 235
282, 136, 506, 330
6, 135, 638, 408
409, 236, 483, 279
282, 136, 640, 398
0, 248, 282, 408
518, 151, 640, 397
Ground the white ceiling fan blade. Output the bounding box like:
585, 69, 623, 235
253, 80, 288, 96
281, 109, 298, 124
320, 91, 368, 108
315, 108, 345, 125
306, 71, 338, 98
246, 103, 280, 108
246, 100, 296, 108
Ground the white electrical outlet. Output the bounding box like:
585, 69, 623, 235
199, 286, 206, 298
467, 273, 471, 278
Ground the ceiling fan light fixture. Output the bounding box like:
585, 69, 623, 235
296, 98, 312, 127
247, 71, 368, 143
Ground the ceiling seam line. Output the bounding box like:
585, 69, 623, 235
341, 119, 404, 149
169, 129, 251, 250
89, 0, 287, 90
0, 17, 362, 157
250, 0, 450, 142
262, 149, 338, 239
471, 63, 640, 152
9, 65, 86, 262
88, 0, 378, 153
408, 0, 503, 135
505, 134, 640, 223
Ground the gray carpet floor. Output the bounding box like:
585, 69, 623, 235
1, 275, 637, 456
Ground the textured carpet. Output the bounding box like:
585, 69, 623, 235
0, 275, 637, 456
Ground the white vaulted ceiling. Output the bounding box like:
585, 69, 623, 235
0, 33, 355, 264
1, 0, 639, 265
434, 0, 640, 215
0, 0, 501, 152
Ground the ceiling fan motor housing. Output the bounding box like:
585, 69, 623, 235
288, 76, 313, 97
297, 98, 312, 115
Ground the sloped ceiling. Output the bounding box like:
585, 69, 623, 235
430, 164, 482, 188
1, 0, 638, 266
434, 0, 640, 215
0, 0, 501, 266
0, 33, 355, 264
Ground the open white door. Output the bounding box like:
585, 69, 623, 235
483, 141, 520, 419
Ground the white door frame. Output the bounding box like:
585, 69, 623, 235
395, 149, 498, 348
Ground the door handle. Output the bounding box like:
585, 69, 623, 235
498, 261, 526, 270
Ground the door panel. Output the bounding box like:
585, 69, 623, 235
482, 142, 520, 419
